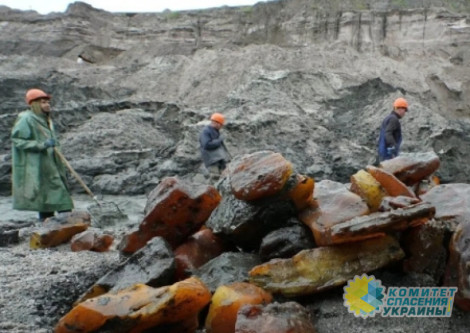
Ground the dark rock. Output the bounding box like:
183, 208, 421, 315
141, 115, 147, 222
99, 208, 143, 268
259, 223, 316, 261
77, 236, 175, 303
206, 191, 297, 251
192, 252, 261, 293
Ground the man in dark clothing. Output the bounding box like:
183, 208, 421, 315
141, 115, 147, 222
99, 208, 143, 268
199, 113, 230, 181
378, 97, 408, 162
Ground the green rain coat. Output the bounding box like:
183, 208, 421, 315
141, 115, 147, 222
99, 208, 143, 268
11, 109, 74, 212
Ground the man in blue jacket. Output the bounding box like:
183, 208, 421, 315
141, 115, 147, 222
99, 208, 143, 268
378, 97, 408, 162
199, 113, 230, 181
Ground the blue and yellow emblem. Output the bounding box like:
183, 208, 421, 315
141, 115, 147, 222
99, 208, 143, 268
343, 274, 384, 318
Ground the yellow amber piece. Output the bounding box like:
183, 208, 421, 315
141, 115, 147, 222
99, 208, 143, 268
350, 169, 386, 212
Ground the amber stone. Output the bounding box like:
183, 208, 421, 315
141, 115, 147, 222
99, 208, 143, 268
379, 151, 440, 186
55, 277, 211, 333
444, 222, 470, 311
30, 222, 89, 249
421, 183, 470, 224
119, 177, 221, 253
70, 230, 95, 251
287, 174, 315, 210
299, 180, 369, 246
229, 151, 293, 201
402, 222, 446, 281
205, 282, 273, 333
92, 234, 114, 252
249, 235, 404, 297
235, 302, 316, 333
350, 169, 387, 212
325, 202, 435, 245
174, 228, 227, 280
366, 165, 416, 198
379, 196, 421, 211
71, 231, 113, 252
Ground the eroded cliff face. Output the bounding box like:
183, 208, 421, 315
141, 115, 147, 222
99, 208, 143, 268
0, 0, 469, 195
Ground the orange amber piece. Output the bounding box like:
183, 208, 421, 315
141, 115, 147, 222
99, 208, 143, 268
287, 174, 315, 210
120, 177, 222, 253
30, 223, 89, 249
379, 152, 440, 185
55, 277, 211, 333
174, 228, 227, 280
92, 234, 114, 252
299, 180, 369, 246
70, 230, 95, 252
205, 282, 272, 333
366, 165, 416, 198
230, 151, 293, 201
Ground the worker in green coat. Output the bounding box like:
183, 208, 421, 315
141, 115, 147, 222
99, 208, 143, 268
11, 88, 74, 221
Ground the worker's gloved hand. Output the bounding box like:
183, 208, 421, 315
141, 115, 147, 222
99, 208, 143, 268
386, 147, 396, 158
44, 138, 56, 148
218, 134, 225, 142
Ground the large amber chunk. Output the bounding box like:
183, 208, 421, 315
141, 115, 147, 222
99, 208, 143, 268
350, 169, 386, 212
444, 222, 470, 311
325, 202, 435, 245
30, 212, 90, 249
249, 235, 404, 297
299, 180, 369, 246
229, 151, 293, 201
119, 177, 221, 253
366, 165, 416, 198
174, 228, 227, 280
402, 222, 446, 281
55, 277, 211, 333
70, 230, 114, 252
379, 151, 440, 186
205, 282, 272, 333
421, 183, 470, 224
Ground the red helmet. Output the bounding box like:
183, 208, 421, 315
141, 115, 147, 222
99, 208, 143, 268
210, 113, 225, 125
393, 97, 408, 109
25, 89, 50, 105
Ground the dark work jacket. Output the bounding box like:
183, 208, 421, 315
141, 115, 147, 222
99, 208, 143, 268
378, 111, 402, 160
199, 125, 230, 167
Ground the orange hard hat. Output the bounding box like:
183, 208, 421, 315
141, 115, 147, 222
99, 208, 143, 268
25, 89, 50, 105
393, 97, 408, 109
210, 113, 225, 125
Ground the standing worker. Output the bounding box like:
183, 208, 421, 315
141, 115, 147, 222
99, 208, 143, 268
11, 88, 74, 221
199, 112, 231, 181
377, 97, 408, 162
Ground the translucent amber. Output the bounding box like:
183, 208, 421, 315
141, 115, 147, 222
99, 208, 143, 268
366, 165, 416, 198
230, 151, 293, 201
205, 282, 272, 333
55, 277, 211, 333
350, 169, 386, 212
249, 235, 404, 297
299, 180, 369, 246
30, 223, 89, 249
379, 152, 440, 185
120, 177, 222, 253
287, 174, 315, 210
